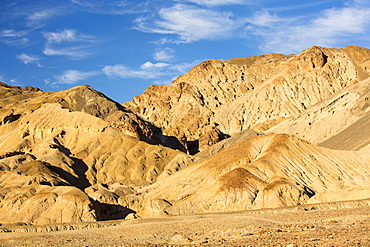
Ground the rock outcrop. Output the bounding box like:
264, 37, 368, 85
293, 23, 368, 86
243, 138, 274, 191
137, 134, 370, 217
0, 97, 193, 224
0, 84, 186, 152
1, 45, 370, 225
268, 77, 370, 149
124, 46, 370, 153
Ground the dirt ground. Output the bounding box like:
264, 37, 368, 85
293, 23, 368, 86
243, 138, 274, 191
1, 206, 370, 247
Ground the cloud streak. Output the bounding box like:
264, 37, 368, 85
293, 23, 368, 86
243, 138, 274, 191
43, 29, 96, 59
27, 6, 69, 27
247, 1, 370, 54
16, 53, 42, 67
152, 47, 175, 61
43, 29, 94, 43
135, 4, 246, 43
103, 59, 203, 81
0, 29, 29, 46
46, 59, 198, 88
46, 70, 100, 85
0, 1, 72, 29
70, 0, 147, 15
43, 46, 93, 59
179, 0, 253, 6
103, 63, 168, 79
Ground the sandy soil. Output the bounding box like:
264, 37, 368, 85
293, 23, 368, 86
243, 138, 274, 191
1, 206, 370, 247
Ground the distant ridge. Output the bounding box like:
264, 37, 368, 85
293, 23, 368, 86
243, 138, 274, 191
124, 46, 370, 153
1, 46, 370, 224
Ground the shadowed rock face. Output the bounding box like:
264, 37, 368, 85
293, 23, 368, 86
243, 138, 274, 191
135, 134, 370, 217
1, 45, 370, 224
0, 99, 193, 224
124, 46, 370, 152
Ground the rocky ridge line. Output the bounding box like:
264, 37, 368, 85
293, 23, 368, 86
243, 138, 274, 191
124, 46, 370, 153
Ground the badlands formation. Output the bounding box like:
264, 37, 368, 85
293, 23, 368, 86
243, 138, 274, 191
0, 46, 370, 229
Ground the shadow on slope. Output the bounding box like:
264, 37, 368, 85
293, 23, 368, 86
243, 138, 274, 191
93, 200, 136, 221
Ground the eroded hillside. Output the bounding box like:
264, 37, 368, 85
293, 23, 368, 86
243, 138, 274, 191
0, 86, 193, 224
1, 45, 370, 225
124, 46, 370, 153
136, 134, 370, 217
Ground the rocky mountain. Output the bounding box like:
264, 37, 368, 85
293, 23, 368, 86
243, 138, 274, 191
137, 134, 370, 217
124, 46, 370, 153
0, 86, 193, 224
1, 45, 370, 225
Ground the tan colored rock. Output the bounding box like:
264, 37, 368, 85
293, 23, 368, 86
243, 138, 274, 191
139, 198, 172, 217
267, 77, 370, 150
13, 161, 68, 186
124, 46, 369, 152
0, 83, 176, 150
0, 103, 191, 186
1, 45, 370, 225
0, 172, 96, 225
137, 134, 370, 217
196, 129, 259, 159
124, 53, 291, 151
0, 101, 192, 224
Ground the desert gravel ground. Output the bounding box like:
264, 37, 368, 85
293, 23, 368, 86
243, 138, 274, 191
1, 206, 370, 246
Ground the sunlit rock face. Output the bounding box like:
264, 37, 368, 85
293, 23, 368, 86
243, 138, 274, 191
137, 134, 370, 217
1, 45, 370, 224
124, 46, 370, 153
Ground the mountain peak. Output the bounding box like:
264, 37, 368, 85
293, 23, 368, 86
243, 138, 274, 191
0, 81, 41, 92
1, 45, 370, 225
124, 46, 370, 153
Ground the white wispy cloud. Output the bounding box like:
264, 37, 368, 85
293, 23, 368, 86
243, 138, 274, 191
16, 53, 42, 67
135, 4, 246, 43
0, 29, 29, 46
103, 62, 168, 79
70, 0, 147, 15
43, 29, 96, 59
171, 59, 204, 74
103, 59, 203, 81
43, 29, 94, 43
0, 4, 69, 46
46, 70, 100, 85
179, 0, 252, 6
0, 29, 27, 38
248, 1, 370, 54
248, 10, 287, 27
153, 38, 173, 45
152, 47, 175, 61
43, 46, 93, 59
27, 6, 68, 27
0, 74, 22, 86
1, 1, 71, 29
265, 1, 337, 12
9, 79, 18, 84
140, 62, 170, 70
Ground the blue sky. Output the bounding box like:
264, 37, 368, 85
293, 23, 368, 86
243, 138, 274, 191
1, 0, 370, 103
